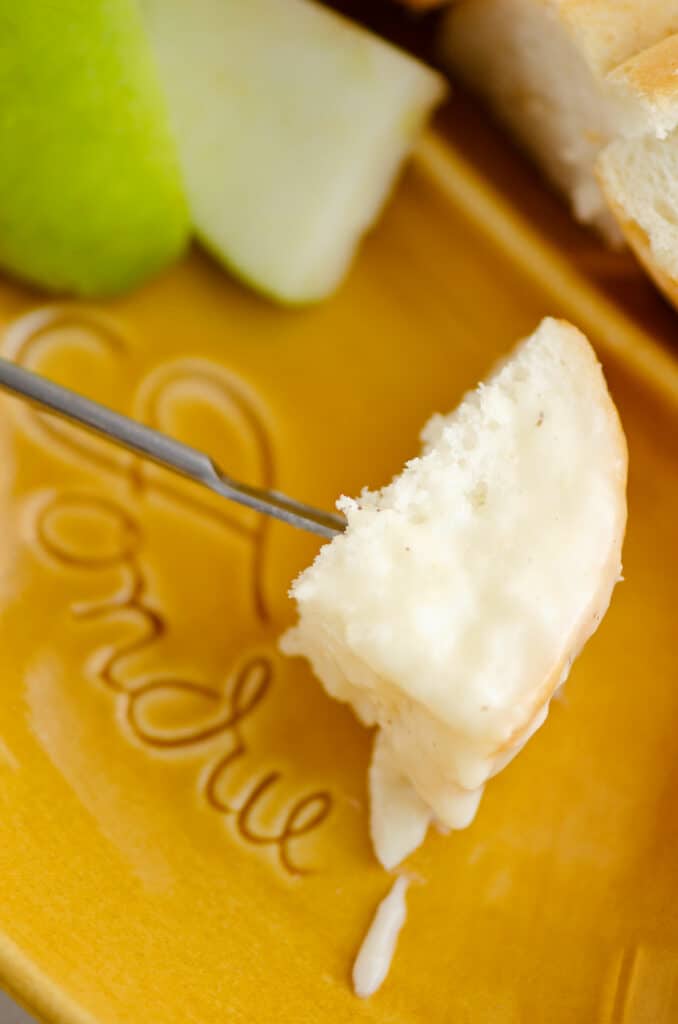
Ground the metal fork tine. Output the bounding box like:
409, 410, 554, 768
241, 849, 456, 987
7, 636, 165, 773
0, 357, 345, 540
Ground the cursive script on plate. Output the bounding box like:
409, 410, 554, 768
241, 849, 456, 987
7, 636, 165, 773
4, 306, 333, 876
4, 304, 273, 621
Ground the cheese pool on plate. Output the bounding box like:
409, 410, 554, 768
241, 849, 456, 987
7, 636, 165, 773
282, 318, 628, 868
352, 876, 410, 998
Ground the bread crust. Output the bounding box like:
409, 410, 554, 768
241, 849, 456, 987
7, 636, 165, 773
611, 33, 678, 105
558, 1, 678, 74
495, 321, 627, 755
442, 1, 678, 307
596, 186, 678, 311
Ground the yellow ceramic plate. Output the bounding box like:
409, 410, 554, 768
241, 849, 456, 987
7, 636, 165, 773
1, 97, 678, 1024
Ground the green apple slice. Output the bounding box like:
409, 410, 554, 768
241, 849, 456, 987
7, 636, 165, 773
0, 0, 189, 297
140, 0, 447, 304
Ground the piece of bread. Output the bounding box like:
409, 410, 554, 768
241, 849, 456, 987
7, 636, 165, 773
440, 0, 678, 244
282, 318, 627, 868
599, 137, 678, 310
597, 39, 678, 308
530, 1, 678, 75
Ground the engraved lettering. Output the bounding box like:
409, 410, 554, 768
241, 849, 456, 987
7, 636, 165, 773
5, 306, 273, 621
28, 486, 331, 875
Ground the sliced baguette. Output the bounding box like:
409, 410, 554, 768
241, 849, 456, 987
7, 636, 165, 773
282, 318, 627, 867
440, 0, 678, 243
599, 130, 678, 310
595, 35, 678, 309
552, 1, 678, 75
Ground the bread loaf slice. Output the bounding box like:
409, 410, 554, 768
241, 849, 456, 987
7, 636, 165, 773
597, 36, 678, 306
440, 0, 678, 243
282, 318, 627, 867
599, 134, 678, 309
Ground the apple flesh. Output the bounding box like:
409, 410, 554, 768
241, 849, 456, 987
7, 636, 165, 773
0, 0, 189, 297
140, 0, 447, 304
